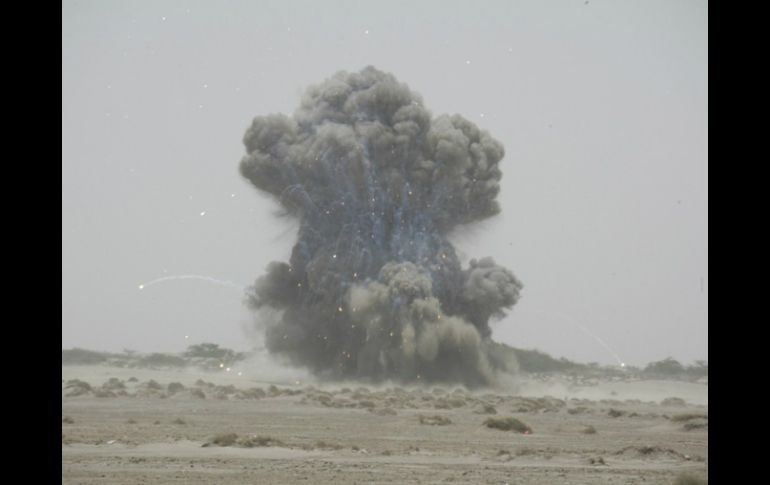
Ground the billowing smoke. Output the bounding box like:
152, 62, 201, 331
240, 66, 523, 387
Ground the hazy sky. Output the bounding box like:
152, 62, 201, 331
62, 0, 707, 366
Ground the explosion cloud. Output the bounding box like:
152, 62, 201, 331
241, 66, 523, 387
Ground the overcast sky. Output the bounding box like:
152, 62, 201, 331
62, 0, 707, 366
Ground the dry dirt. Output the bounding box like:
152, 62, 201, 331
62, 365, 707, 484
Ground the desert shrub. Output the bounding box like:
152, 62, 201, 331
474, 403, 497, 414
215, 385, 237, 395
65, 379, 92, 390
172, 418, 186, 425
661, 397, 687, 406
167, 382, 186, 393
126, 418, 137, 424
608, 409, 625, 418
140, 353, 186, 367
184, 342, 238, 360
314, 440, 343, 450
582, 425, 597, 434
643, 357, 685, 377
103, 378, 125, 390
205, 433, 238, 447
683, 422, 708, 431
190, 388, 206, 399
62, 348, 109, 365
511, 347, 584, 373
684, 361, 708, 379
418, 414, 452, 425
128, 377, 138, 382
670, 413, 708, 422
62, 416, 74, 424
144, 379, 163, 390
483, 416, 531, 433
241, 436, 284, 447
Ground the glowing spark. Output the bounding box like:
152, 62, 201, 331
219, 363, 224, 368
137, 275, 244, 292
226, 367, 231, 372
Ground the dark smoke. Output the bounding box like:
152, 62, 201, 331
240, 66, 523, 387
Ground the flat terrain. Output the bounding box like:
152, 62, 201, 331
62, 365, 708, 484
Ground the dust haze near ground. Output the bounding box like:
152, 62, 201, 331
62, 358, 707, 484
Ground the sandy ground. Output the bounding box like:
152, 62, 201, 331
62, 365, 708, 484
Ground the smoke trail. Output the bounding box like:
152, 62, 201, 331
138, 275, 245, 292
240, 67, 523, 387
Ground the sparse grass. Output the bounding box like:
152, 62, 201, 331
582, 425, 597, 434
382, 449, 392, 456
607, 408, 625, 418
418, 414, 452, 425
128, 377, 138, 382
483, 416, 532, 433
673, 472, 708, 485
126, 418, 137, 424
172, 418, 187, 425
62, 416, 74, 424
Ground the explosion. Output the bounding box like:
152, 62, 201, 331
241, 66, 522, 387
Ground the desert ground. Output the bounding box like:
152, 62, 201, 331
62, 364, 707, 484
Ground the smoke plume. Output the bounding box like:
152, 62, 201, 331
241, 66, 522, 387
